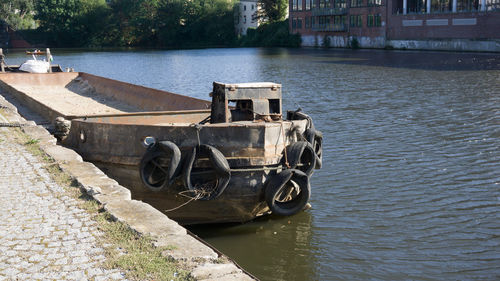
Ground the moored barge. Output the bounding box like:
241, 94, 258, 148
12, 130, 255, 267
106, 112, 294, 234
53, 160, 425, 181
0, 50, 323, 224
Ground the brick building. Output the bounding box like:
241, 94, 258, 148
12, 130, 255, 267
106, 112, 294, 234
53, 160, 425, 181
289, 0, 500, 51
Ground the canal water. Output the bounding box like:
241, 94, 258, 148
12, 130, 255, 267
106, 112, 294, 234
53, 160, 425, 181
6, 48, 500, 280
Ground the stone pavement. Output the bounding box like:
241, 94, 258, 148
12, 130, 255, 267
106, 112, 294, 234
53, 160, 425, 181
0, 127, 127, 280
0, 92, 255, 281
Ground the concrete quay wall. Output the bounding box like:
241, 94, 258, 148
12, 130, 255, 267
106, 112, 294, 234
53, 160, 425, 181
386, 39, 500, 52
0, 93, 255, 281
301, 34, 500, 52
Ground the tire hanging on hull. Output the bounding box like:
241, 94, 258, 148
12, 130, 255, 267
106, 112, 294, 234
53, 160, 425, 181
305, 128, 323, 169
265, 169, 311, 216
183, 144, 231, 200
139, 141, 182, 192
284, 141, 317, 176
287, 109, 323, 170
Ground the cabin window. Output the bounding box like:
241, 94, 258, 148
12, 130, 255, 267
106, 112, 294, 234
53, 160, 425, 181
230, 100, 254, 121
269, 99, 280, 114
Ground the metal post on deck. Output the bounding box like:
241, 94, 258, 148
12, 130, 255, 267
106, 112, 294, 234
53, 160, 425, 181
46, 48, 52, 73
403, 0, 407, 15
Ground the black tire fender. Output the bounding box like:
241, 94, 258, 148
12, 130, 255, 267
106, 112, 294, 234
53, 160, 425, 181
305, 128, 323, 169
265, 169, 311, 216
140, 141, 182, 192
183, 144, 231, 200
287, 110, 314, 129
284, 141, 316, 176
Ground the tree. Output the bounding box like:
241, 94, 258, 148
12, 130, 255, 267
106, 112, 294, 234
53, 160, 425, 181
0, 0, 36, 29
36, 0, 110, 46
258, 0, 288, 22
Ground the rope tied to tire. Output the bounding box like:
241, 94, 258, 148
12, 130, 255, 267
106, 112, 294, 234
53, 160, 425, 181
283, 141, 316, 176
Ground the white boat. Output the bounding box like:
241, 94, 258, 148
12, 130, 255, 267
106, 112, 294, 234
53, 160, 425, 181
19, 59, 50, 73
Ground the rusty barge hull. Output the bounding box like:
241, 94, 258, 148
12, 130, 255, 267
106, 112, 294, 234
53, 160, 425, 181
0, 72, 319, 225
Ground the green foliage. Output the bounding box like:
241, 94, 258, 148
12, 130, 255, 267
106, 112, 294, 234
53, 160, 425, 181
35, 0, 111, 47
92, 0, 238, 47
24, 138, 39, 145
0, 0, 36, 29
258, 0, 288, 22
239, 20, 301, 48
11, 0, 297, 48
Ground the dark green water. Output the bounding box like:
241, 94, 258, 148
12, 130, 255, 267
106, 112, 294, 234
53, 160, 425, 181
6, 48, 500, 280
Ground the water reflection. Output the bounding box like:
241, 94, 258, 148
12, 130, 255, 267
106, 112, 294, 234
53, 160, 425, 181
188, 212, 317, 281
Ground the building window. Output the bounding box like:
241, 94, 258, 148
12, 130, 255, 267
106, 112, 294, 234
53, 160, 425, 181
349, 15, 362, 27
244, 5, 246, 11
406, 0, 426, 13
368, 0, 382, 6
293, 0, 298, 10
337, 0, 347, 8
292, 18, 297, 29
375, 14, 381, 26
486, 0, 500, 10
306, 0, 311, 10
244, 15, 247, 23
431, 0, 452, 12
298, 0, 303, 10
319, 0, 325, 8
297, 18, 303, 28
350, 0, 363, 7
367, 14, 381, 27
251, 4, 254, 10
312, 0, 317, 8
334, 15, 346, 26
457, 0, 479, 11
305, 16, 310, 28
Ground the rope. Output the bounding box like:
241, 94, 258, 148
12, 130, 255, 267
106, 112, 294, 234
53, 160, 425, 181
164, 196, 197, 212
163, 189, 208, 212
189, 165, 283, 175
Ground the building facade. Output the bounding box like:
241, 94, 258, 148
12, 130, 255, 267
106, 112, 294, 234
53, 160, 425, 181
289, 0, 500, 51
236, 0, 261, 36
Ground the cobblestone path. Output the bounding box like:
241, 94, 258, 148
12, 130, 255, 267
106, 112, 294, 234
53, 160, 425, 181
0, 127, 127, 280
